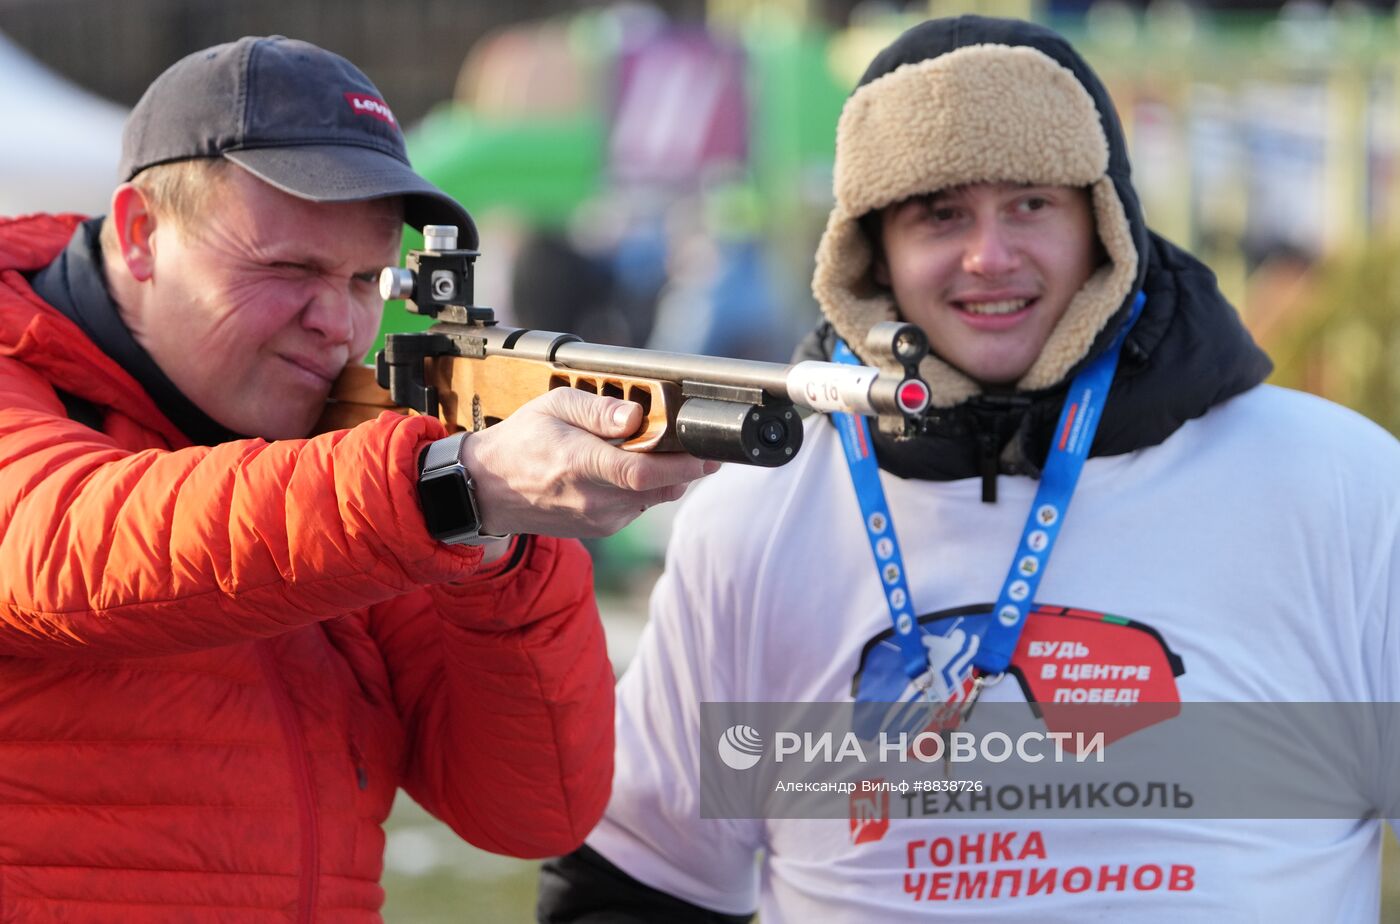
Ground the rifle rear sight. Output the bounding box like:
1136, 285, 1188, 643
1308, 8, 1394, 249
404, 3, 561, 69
378, 224, 496, 327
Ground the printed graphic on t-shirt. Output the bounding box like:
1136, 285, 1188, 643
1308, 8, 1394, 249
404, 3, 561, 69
850, 781, 891, 846
850, 603, 1186, 745
895, 826, 1198, 904
847, 604, 1193, 892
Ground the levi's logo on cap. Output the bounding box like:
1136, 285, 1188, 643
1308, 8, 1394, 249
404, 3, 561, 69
344, 92, 397, 128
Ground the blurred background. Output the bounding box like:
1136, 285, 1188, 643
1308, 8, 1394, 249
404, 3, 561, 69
5, 0, 1400, 918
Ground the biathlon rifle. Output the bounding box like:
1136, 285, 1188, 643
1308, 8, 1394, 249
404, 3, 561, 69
318, 225, 932, 466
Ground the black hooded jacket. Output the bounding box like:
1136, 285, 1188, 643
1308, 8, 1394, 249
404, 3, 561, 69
537, 16, 1271, 924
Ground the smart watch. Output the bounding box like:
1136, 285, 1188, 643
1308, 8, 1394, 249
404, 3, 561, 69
416, 432, 510, 546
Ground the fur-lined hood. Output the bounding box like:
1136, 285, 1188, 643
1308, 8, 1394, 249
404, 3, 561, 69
803, 16, 1271, 487
814, 16, 1149, 406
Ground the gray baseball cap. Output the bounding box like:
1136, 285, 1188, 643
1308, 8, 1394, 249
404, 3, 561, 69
119, 35, 478, 245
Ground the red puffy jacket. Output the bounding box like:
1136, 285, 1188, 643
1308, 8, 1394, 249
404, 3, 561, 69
0, 214, 614, 922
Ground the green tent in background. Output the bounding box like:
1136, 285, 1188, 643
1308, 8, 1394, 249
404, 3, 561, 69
745, 22, 846, 226
410, 108, 603, 229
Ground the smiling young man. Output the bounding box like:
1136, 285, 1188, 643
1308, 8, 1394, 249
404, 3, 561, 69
874, 183, 1101, 388
539, 16, 1400, 923
0, 36, 713, 922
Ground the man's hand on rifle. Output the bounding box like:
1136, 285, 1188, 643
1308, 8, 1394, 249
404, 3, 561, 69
458, 388, 721, 541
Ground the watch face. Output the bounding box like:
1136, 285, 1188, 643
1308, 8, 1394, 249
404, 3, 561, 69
417, 467, 480, 540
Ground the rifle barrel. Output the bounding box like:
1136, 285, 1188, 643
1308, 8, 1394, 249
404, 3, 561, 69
552, 342, 793, 394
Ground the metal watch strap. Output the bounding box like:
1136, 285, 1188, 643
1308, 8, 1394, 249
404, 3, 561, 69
422, 431, 469, 472
420, 432, 511, 545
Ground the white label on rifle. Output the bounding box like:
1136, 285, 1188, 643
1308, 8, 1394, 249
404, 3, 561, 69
786, 362, 878, 415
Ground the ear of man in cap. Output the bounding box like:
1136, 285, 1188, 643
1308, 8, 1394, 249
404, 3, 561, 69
120, 35, 476, 243
812, 15, 1150, 408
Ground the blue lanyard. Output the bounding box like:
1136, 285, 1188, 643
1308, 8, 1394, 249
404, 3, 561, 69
830, 358, 927, 682
833, 291, 1145, 684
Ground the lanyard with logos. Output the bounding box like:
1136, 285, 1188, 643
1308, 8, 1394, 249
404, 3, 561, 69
832, 291, 1146, 694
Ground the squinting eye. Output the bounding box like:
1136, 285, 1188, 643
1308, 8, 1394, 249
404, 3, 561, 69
352, 272, 378, 286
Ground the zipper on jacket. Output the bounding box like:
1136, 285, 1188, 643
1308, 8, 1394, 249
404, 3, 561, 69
257, 642, 320, 924
976, 429, 999, 503
966, 394, 1031, 504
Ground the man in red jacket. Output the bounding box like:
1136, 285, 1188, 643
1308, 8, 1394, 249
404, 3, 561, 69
0, 36, 710, 921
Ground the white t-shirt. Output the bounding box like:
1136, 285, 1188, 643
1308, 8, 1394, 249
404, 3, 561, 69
587, 386, 1400, 922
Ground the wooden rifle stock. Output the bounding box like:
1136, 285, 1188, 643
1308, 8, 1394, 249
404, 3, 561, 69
316, 355, 684, 453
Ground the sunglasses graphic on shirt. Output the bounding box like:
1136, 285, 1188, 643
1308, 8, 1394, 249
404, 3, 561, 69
850, 603, 1186, 747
